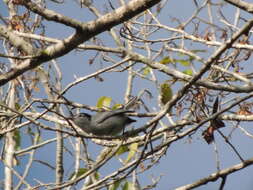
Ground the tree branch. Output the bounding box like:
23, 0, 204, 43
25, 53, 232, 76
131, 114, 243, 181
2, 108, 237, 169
0, 0, 162, 86
224, 0, 253, 13
22, 0, 83, 29
175, 156, 253, 190
0, 25, 37, 54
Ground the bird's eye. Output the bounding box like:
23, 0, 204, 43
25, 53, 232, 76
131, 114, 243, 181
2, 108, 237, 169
78, 113, 91, 119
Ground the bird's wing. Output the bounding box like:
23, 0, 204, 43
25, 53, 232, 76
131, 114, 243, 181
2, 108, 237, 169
95, 109, 134, 124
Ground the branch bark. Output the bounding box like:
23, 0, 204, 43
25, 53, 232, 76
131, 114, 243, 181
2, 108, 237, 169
175, 156, 253, 190
224, 0, 253, 13
0, 0, 162, 86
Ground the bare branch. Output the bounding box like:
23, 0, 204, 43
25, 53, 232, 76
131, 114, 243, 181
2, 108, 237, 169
175, 156, 253, 190
224, 0, 253, 13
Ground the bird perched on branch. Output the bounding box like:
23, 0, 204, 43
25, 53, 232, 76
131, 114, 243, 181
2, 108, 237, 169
72, 109, 136, 136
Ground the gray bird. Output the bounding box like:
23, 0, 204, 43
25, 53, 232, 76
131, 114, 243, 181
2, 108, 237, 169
73, 109, 136, 136
72, 113, 92, 134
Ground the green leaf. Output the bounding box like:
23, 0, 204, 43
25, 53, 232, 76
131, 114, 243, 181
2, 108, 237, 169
124, 143, 138, 164
97, 96, 112, 109
94, 171, 100, 180
109, 180, 122, 190
160, 56, 172, 64
13, 129, 21, 150
190, 49, 206, 53
112, 103, 122, 110
68, 168, 88, 180
178, 59, 190, 66
143, 66, 151, 76
122, 181, 134, 190
189, 56, 195, 62
183, 69, 193, 76
160, 83, 173, 105
15, 103, 21, 111
115, 145, 129, 156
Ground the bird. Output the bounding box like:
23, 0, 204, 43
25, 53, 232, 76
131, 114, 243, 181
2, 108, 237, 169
72, 109, 136, 136
72, 113, 92, 134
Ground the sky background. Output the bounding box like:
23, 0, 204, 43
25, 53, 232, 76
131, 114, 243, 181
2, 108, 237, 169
1, 0, 253, 189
